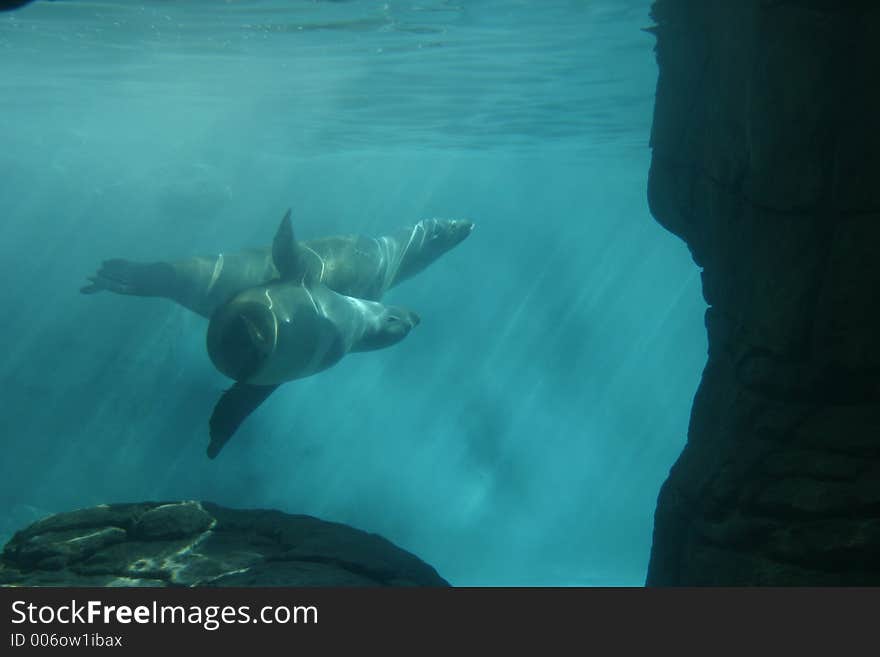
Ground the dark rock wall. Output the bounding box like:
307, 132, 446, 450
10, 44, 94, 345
646, 0, 880, 584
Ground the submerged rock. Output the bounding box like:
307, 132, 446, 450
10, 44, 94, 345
0, 502, 449, 587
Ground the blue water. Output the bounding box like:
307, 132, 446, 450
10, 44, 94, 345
0, 0, 705, 585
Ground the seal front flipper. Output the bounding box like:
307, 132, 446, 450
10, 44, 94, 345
80, 259, 177, 297
207, 382, 279, 459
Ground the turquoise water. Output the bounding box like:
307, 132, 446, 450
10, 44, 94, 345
0, 0, 705, 585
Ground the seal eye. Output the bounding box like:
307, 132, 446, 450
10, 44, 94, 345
385, 310, 420, 328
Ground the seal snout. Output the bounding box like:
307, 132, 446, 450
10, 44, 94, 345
405, 309, 421, 327
450, 219, 475, 245
386, 307, 420, 333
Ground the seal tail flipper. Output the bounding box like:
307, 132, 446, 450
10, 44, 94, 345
207, 382, 279, 459
80, 259, 177, 296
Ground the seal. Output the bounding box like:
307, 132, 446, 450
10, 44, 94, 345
81, 216, 474, 317
204, 210, 421, 459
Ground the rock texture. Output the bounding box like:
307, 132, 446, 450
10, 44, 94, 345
0, 502, 449, 587
646, 0, 880, 584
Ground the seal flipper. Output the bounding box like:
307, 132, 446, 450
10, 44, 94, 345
207, 382, 279, 459
80, 260, 178, 296
272, 208, 304, 281
271, 208, 319, 285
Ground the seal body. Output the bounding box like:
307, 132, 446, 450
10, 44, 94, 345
81, 218, 474, 317
80, 208, 472, 459
206, 280, 419, 386
202, 209, 425, 458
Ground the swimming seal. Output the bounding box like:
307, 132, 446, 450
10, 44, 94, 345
204, 210, 421, 458
81, 208, 474, 458
81, 217, 474, 316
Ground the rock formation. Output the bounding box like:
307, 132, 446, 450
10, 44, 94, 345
646, 0, 880, 584
0, 502, 449, 587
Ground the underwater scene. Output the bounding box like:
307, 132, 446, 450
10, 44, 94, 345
0, 0, 706, 586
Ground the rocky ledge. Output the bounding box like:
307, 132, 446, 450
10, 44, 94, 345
0, 502, 448, 587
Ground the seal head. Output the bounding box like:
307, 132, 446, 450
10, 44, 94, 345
391, 218, 474, 286
357, 305, 421, 351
